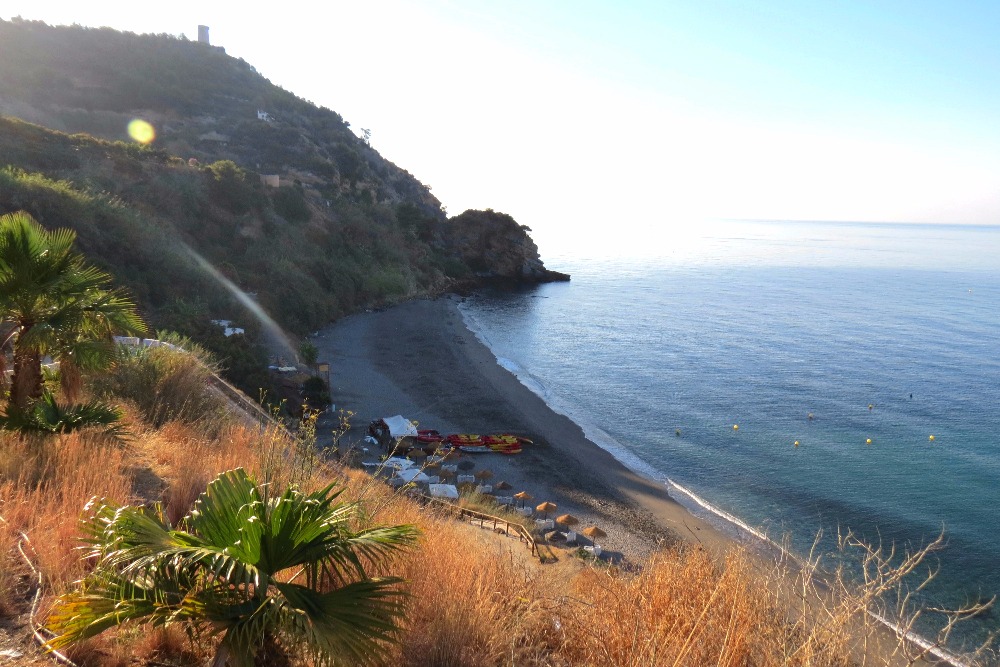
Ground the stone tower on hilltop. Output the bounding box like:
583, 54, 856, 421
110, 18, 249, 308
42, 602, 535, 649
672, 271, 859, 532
198, 25, 210, 44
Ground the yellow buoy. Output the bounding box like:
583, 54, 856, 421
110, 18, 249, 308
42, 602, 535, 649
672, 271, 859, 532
866, 438, 873, 445
807, 413, 814, 420
929, 435, 935, 441
794, 440, 800, 447
868, 404, 874, 411
675, 429, 681, 437
733, 424, 739, 431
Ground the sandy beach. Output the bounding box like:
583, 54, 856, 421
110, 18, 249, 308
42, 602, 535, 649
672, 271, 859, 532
311, 296, 734, 562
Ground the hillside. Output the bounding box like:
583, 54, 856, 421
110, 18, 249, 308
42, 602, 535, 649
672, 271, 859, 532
0, 18, 567, 391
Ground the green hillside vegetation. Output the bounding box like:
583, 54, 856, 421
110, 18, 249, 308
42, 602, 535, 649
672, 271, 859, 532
0, 19, 565, 395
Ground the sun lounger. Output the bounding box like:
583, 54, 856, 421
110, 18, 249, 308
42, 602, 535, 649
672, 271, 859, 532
583, 545, 602, 557
565, 530, 577, 544
456, 474, 475, 485
516, 507, 533, 517
442, 464, 458, 473
496, 496, 513, 505
475, 484, 493, 494
535, 518, 554, 530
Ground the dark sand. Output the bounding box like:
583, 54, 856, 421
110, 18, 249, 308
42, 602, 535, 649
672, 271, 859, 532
312, 296, 733, 561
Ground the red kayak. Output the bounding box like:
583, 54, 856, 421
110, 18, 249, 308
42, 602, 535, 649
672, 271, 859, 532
417, 429, 444, 442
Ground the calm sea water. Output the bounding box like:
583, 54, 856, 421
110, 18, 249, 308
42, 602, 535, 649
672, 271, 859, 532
459, 221, 1000, 657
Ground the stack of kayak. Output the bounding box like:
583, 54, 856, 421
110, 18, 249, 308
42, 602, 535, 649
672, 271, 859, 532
443, 433, 529, 455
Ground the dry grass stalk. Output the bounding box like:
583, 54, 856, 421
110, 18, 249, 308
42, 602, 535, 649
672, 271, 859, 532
1, 395, 992, 666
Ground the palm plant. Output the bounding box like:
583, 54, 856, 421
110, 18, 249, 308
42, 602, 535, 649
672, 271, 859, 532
0, 389, 124, 435
47, 468, 418, 667
0, 211, 146, 413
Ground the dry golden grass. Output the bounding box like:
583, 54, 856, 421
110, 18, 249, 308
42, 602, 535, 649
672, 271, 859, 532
0, 393, 990, 667
555, 546, 843, 667
0, 431, 133, 598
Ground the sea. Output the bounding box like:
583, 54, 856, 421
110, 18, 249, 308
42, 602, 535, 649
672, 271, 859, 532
458, 220, 1000, 660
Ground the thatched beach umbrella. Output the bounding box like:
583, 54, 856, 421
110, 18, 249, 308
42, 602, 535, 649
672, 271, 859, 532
536, 501, 557, 519
556, 514, 580, 542
494, 480, 513, 491
424, 461, 442, 472
474, 469, 494, 481
582, 526, 607, 545
458, 460, 476, 471
438, 468, 456, 481
513, 491, 533, 508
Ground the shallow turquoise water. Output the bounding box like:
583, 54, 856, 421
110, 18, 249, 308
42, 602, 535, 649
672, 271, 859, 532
461, 221, 1000, 656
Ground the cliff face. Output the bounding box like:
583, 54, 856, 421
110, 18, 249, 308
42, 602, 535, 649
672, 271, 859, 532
439, 210, 570, 284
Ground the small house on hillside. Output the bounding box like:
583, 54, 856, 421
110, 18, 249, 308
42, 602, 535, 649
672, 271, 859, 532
210, 319, 245, 337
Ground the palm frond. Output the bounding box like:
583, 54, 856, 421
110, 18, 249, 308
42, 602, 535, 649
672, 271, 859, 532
0, 391, 125, 435
273, 578, 409, 666
46, 467, 418, 665
185, 468, 265, 568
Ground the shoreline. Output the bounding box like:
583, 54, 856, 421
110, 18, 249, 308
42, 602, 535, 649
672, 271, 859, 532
311, 296, 951, 666
313, 296, 733, 561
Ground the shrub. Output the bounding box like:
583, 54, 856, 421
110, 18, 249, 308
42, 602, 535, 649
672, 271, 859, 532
271, 185, 311, 223
88, 339, 229, 428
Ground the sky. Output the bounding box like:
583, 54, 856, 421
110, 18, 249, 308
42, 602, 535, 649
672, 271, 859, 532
4, 1, 1000, 256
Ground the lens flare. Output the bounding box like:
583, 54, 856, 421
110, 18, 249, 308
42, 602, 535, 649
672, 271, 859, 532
180, 243, 297, 362
127, 119, 156, 144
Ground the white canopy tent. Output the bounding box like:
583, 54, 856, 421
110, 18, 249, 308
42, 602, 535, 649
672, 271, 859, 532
396, 468, 431, 483
381, 415, 418, 438
428, 484, 460, 499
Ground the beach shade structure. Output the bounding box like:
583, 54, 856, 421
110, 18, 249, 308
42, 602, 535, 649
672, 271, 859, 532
383, 457, 414, 470
536, 501, 557, 519
458, 460, 476, 471
556, 514, 580, 544
513, 491, 534, 508
494, 480, 513, 491
396, 468, 431, 484
428, 484, 460, 500
424, 462, 442, 472
581, 525, 607, 546
438, 468, 456, 481
474, 469, 494, 481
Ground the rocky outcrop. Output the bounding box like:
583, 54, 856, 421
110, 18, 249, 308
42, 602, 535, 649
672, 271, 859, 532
438, 209, 570, 285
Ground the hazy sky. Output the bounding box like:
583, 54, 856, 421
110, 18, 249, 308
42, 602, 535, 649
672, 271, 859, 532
5, 1, 1000, 255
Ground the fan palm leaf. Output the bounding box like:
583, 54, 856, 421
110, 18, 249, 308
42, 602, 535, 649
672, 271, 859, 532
0, 390, 124, 435
0, 211, 146, 413
47, 468, 418, 666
